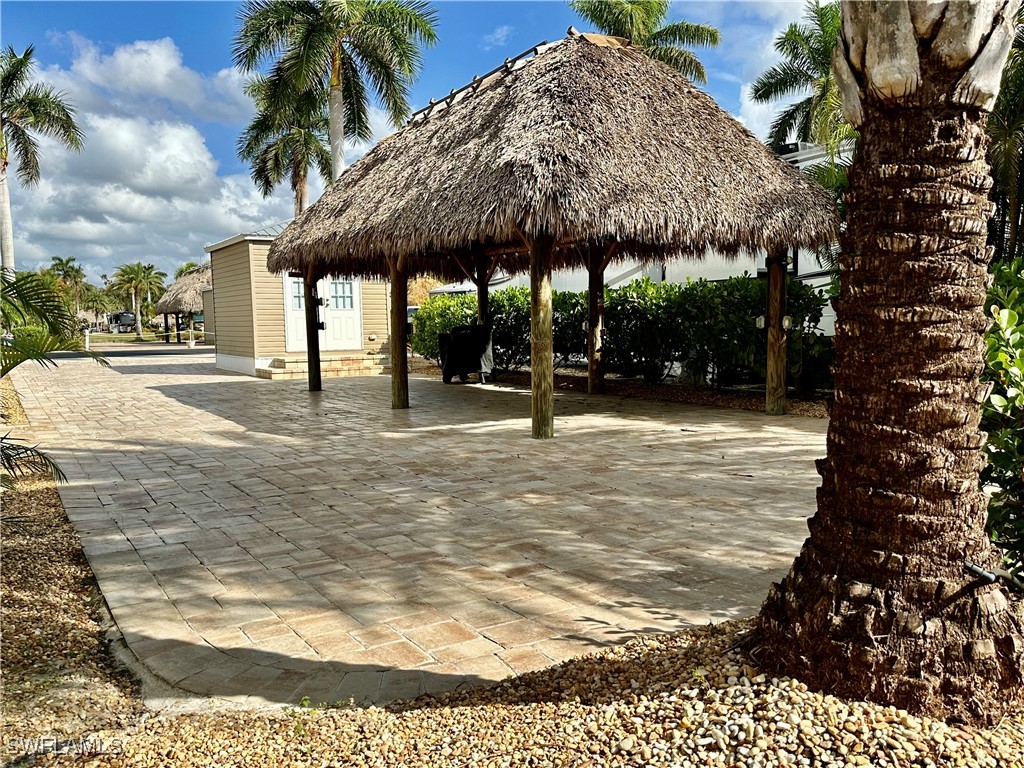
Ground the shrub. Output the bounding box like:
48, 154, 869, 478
982, 258, 1024, 572
410, 293, 476, 363
408, 275, 831, 388
489, 287, 532, 371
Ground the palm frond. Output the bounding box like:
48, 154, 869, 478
645, 45, 706, 83
1, 434, 66, 489
647, 20, 719, 49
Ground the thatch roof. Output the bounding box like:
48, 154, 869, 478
268, 31, 838, 279
154, 263, 212, 315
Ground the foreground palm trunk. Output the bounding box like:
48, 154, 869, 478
760, 0, 1024, 724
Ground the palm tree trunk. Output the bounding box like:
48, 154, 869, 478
328, 50, 346, 181
0, 164, 15, 275
133, 289, 143, 340
760, 1, 1024, 725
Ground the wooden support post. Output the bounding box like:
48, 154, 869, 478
765, 248, 788, 415
587, 244, 608, 395
389, 256, 410, 409
175, 314, 181, 343
303, 267, 323, 392
530, 234, 555, 439
475, 254, 489, 325
163, 314, 170, 344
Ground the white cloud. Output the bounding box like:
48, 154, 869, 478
482, 25, 513, 51
736, 84, 781, 142
7, 36, 293, 284
8, 34, 403, 286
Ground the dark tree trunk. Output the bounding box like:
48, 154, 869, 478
760, 60, 1024, 723
475, 254, 489, 325
764, 247, 788, 415
303, 269, 322, 392
389, 256, 409, 409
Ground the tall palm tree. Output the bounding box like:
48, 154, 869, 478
989, 5, 1024, 262
233, 0, 438, 182
237, 77, 331, 217
759, 0, 1024, 724
1, 46, 84, 274
749, 0, 854, 154
569, 0, 719, 83
111, 262, 165, 340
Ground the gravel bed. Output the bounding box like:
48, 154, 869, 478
34, 622, 1024, 768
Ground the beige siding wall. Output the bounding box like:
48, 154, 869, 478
202, 289, 216, 342
250, 243, 287, 357
361, 280, 390, 354
209, 242, 255, 358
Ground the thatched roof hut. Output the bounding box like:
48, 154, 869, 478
154, 262, 212, 315
268, 30, 839, 436
268, 31, 836, 278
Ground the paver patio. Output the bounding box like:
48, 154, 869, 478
9, 348, 827, 706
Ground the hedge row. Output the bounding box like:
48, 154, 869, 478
411, 275, 832, 392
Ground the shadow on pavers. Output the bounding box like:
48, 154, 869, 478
119, 633, 488, 708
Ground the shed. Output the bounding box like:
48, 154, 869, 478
205, 227, 390, 379
268, 30, 838, 435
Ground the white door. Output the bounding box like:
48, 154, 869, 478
284, 275, 362, 353
323, 277, 361, 350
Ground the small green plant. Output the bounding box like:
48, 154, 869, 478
981, 258, 1024, 572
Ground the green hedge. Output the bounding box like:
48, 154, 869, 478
411, 275, 831, 387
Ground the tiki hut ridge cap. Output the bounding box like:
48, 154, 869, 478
154, 262, 212, 315
268, 29, 838, 280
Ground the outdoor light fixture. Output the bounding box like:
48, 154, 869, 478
756, 315, 765, 329
783, 316, 793, 330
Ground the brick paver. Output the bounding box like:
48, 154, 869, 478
10, 348, 826, 706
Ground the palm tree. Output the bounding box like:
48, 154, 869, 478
759, 1, 1024, 724
1, 46, 84, 275
81, 283, 114, 327
989, 5, 1024, 263
569, 0, 719, 83
749, 0, 853, 154
233, 0, 438, 182
174, 261, 200, 280
111, 262, 166, 340
49, 255, 86, 312
237, 77, 331, 217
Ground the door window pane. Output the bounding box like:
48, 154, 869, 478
291, 280, 304, 310
330, 280, 354, 310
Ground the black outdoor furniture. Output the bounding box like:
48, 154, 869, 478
439, 324, 493, 384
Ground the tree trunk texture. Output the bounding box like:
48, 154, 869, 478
133, 290, 143, 340
765, 248, 788, 416
0, 164, 14, 276
587, 245, 605, 396
328, 50, 346, 182
303, 269, 322, 392
389, 257, 410, 410
530, 235, 554, 439
760, 20, 1024, 721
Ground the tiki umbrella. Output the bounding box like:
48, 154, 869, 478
269, 30, 838, 437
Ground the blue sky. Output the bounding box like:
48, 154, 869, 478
2, 1, 805, 284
